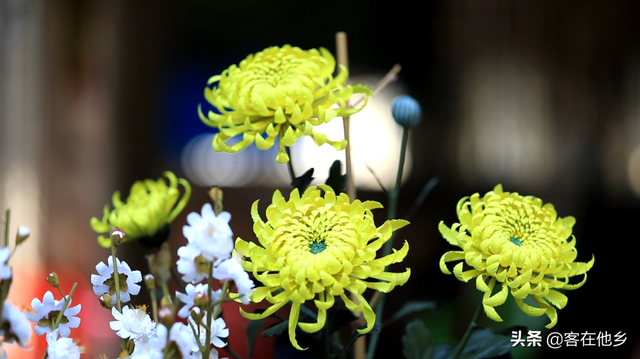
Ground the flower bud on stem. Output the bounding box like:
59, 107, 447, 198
208, 186, 224, 216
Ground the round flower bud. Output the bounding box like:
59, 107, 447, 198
391, 95, 422, 128
158, 306, 174, 327
144, 274, 155, 290
46, 272, 60, 288
16, 226, 30, 245
111, 227, 126, 246
99, 294, 113, 309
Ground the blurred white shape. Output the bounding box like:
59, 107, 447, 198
181, 75, 412, 190
293, 77, 412, 191
181, 133, 289, 187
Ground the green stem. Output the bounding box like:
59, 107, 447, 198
366, 127, 409, 359
203, 263, 215, 359
149, 284, 158, 324
189, 319, 208, 354
451, 301, 483, 359
110, 245, 122, 313
3, 209, 10, 248
225, 343, 245, 359
322, 290, 330, 359
52, 283, 78, 329
170, 265, 186, 294
285, 146, 296, 182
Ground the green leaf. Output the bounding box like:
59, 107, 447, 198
292, 168, 314, 192
247, 318, 265, 359
402, 319, 433, 359
343, 326, 381, 351
384, 300, 438, 328
262, 320, 288, 337
325, 160, 347, 193
434, 328, 512, 359
462, 329, 512, 359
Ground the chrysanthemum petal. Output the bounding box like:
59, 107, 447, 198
288, 303, 305, 350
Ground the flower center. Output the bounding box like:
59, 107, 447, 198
205, 222, 217, 237
194, 254, 211, 275
309, 241, 327, 254
510, 236, 523, 246
38, 310, 69, 329
105, 273, 129, 294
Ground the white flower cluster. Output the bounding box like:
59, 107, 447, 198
109, 305, 229, 359
176, 203, 254, 304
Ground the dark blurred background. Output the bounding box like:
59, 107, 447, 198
1, 0, 638, 358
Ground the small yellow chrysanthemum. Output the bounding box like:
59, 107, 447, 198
199, 45, 373, 163
90, 171, 191, 248
439, 184, 594, 328
235, 185, 410, 350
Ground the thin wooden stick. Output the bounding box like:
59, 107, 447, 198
336, 32, 356, 201
351, 64, 402, 109
336, 31, 366, 359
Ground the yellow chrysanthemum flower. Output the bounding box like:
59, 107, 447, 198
199, 45, 373, 163
90, 171, 191, 248
439, 184, 594, 328
235, 185, 410, 350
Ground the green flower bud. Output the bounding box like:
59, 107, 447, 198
46, 272, 60, 288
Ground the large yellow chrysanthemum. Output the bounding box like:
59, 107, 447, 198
199, 45, 373, 163
439, 184, 594, 328
235, 185, 410, 350
90, 171, 191, 248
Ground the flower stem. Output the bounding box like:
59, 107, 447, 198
451, 301, 483, 359
225, 343, 245, 359
322, 290, 330, 359
285, 146, 296, 182
52, 282, 78, 329
149, 285, 158, 324
110, 245, 122, 313
170, 265, 186, 293
367, 126, 409, 359
3, 209, 9, 248
203, 263, 214, 359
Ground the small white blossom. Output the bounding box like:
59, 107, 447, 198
0, 247, 11, 280
1, 302, 31, 347
27, 291, 81, 337
214, 256, 254, 304
176, 284, 221, 319
91, 256, 142, 303
188, 312, 229, 350
183, 204, 233, 263
176, 243, 208, 284
151, 323, 196, 359
130, 329, 163, 359
110, 306, 155, 341
46, 331, 84, 359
